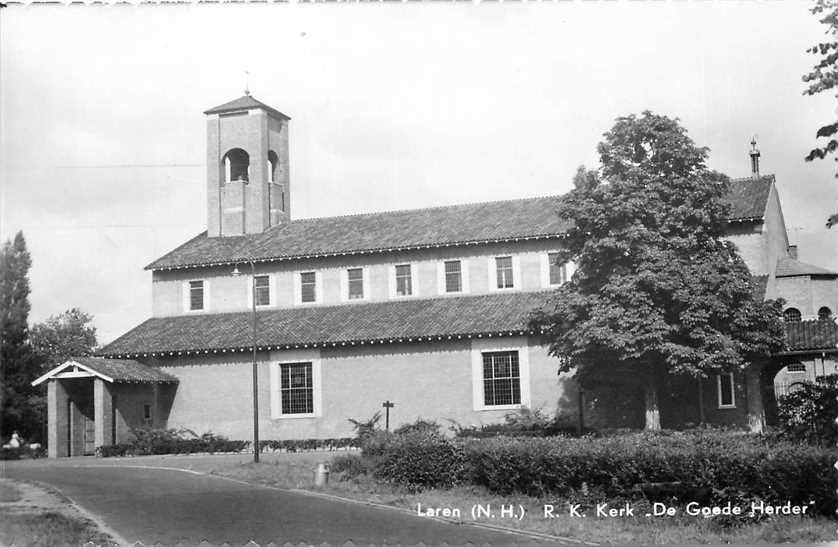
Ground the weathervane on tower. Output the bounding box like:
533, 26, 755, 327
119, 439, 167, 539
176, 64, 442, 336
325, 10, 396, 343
244, 70, 251, 96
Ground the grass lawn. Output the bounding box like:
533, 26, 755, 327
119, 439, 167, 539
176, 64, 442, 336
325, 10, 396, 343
178, 450, 837, 544
0, 479, 116, 547
0, 509, 111, 547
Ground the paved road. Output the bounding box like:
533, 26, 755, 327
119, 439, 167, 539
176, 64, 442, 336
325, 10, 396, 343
2, 459, 558, 545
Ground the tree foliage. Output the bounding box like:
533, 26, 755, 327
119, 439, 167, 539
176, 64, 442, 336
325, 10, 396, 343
530, 112, 786, 427
803, 0, 838, 227
0, 232, 39, 440
776, 374, 838, 447
30, 308, 98, 371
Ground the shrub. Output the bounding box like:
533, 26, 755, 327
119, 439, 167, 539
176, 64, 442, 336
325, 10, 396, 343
776, 374, 838, 446
331, 453, 369, 477
451, 407, 583, 438
0, 445, 46, 460
371, 430, 466, 491
348, 412, 382, 443
393, 419, 441, 436
463, 431, 837, 515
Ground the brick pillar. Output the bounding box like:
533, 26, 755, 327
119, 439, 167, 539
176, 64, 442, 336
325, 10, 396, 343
94, 379, 114, 448
70, 400, 84, 457
48, 380, 69, 458
745, 364, 765, 433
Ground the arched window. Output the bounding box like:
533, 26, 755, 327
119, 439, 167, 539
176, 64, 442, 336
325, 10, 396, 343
818, 306, 832, 320
223, 148, 249, 183
783, 307, 801, 322
267, 150, 278, 183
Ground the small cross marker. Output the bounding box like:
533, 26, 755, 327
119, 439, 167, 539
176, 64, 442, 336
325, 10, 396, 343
382, 400, 395, 432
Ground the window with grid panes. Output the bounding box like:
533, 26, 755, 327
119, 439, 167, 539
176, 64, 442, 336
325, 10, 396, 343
280, 362, 314, 414
495, 257, 514, 289
444, 260, 462, 293
347, 268, 364, 299
254, 275, 270, 306
482, 351, 521, 406
395, 264, 412, 296
189, 281, 204, 310
300, 272, 316, 303
548, 252, 567, 285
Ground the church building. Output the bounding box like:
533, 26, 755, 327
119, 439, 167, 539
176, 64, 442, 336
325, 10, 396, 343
33, 94, 838, 457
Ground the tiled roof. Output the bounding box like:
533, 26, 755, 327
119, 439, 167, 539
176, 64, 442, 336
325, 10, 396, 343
98, 291, 550, 358
147, 175, 773, 271
204, 94, 290, 120
775, 256, 838, 278
146, 196, 569, 270
71, 357, 177, 383
784, 319, 838, 352
723, 175, 773, 221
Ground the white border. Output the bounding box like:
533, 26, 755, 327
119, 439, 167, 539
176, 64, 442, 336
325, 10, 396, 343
716, 372, 736, 408
389, 263, 418, 298
488, 255, 521, 292
436, 259, 470, 295
269, 349, 322, 419
340, 267, 369, 302
294, 271, 322, 305
470, 337, 531, 411
182, 279, 210, 313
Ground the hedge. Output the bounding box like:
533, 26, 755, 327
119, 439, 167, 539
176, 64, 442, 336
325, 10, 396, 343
95, 428, 359, 457
361, 429, 837, 515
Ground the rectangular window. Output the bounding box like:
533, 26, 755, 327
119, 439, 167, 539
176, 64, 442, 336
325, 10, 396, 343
189, 281, 204, 311
254, 275, 270, 306
482, 351, 521, 406
395, 264, 412, 296
495, 257, 514, 289
300, 272, 316, 303
347, 268, 364, 300
444, 260, 462, 293
142, 403, 152, 425
548, 252, 567, 285
280, 362, 314, 415
717, 373, 735, 408
787, 363, 806, 373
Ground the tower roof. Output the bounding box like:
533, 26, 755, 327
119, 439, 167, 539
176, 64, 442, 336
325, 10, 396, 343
204, 94, 291, 120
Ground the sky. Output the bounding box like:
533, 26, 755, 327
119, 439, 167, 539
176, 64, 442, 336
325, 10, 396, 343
2, 0, 838, 345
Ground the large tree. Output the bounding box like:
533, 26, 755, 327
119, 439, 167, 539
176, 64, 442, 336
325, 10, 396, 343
802, 0, 838, 227
30, 308, 98, 372
0, 232, 39, 440
531, 112, 785, 430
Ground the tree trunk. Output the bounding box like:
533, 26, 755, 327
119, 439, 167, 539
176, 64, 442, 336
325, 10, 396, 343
644, 379, 661, 431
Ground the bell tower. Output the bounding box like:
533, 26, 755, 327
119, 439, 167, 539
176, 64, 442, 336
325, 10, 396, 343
204, 92, 290, 237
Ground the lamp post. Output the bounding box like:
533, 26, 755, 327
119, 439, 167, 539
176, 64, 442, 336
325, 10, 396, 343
233, 261, 260, 463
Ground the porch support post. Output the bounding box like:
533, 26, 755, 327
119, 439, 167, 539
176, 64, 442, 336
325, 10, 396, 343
745, 363, 765, 433
48, 380, 69, 458
94, 378, 114, 448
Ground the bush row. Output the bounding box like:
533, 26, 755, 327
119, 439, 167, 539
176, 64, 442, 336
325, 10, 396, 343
360, 429, 837, 515
95, 427, 360, 457
0, 445, 46, 460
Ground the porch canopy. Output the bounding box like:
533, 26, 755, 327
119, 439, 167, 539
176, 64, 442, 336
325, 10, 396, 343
32, 357, 178, 387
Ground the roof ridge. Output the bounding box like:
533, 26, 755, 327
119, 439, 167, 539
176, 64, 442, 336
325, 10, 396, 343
728, 174, 775, 184
287, 194, 562, 224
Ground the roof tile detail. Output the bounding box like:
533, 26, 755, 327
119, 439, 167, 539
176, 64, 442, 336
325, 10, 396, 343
203, 95, 290, 120
70, 357, 179, 383
784, 319, 838, 352
99, 291, 550, 357
146, 196, 569, 270
147, 177, 775, 271
775, 256, 838, 278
